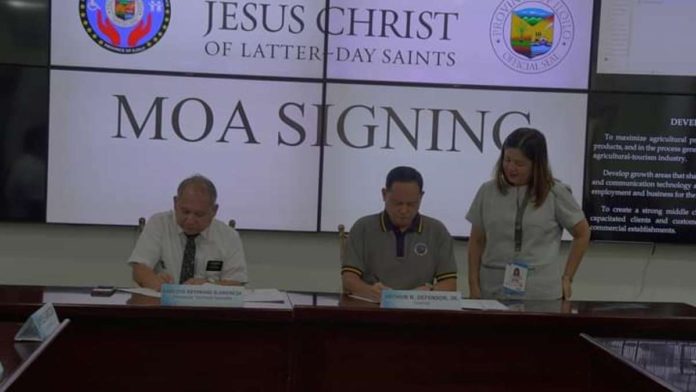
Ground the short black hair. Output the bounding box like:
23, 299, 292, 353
385, 166, 423, 192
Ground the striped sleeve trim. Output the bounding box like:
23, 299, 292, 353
435, 272, 458, 282
341, 266, 363, 277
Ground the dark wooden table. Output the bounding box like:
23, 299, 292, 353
0, 319, 68, 392
291, 294, 696, 392
0, 286, 695, 391
0, 286, 293, 392
583, 334, 696, 391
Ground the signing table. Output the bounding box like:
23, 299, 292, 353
291, 294, 696, 391
583, 334, 696, 391
0, 286, 694, 391
0, 319, 68, 392
0, 286, 293, 391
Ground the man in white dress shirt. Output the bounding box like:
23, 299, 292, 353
128, 175, 247, 291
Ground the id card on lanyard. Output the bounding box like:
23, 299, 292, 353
503, 190, 530, 296
504, 261, 529, 295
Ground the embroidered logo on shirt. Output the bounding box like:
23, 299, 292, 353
414, 242, 428, 256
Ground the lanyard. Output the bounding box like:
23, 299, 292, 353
514, 188, 531, 254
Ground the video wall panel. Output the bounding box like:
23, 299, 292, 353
585, 93, 696, 242
597, 0, 696, 78
1, 0, 694, 242
593, 0, 696, 94
47, 70, 322, 230
0, 0, 49, 66
51, 0, 326, 78
321, 84, 587, 237
0, 65, 49, 221
326, 0, 594, 89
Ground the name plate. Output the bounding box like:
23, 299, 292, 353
15, 303, 60, 342
381, 290, 462, 311
161, 284, 244, 307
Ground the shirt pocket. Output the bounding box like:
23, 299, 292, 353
487, 217, 515, 244
524, 206, 560, 240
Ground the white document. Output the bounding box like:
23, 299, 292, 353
42, 290, 131, 305
286, 293, 314, 306
460, 299, 509, 311
347, 294, 379, 304
244, 289, 288, 303
118, 287, 161, 298
316, 296, 340, 307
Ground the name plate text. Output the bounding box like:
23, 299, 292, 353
381, 290, 462, 311
161, 284, 244, 307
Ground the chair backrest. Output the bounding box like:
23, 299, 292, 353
338, 224, 348, 262
139, 217, 236, 230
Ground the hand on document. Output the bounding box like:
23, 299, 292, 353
365, 282, 389, 302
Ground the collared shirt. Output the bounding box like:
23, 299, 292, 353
466, 179, 585, 299
381, 212, 423, 258
341, 211, 458, 290
128, 210, 248, 283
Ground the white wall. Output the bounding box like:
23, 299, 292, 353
0, 222, 694, 306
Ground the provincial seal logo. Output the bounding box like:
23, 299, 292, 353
80, 0, 171, 54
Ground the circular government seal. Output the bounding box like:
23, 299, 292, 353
490, 0, 574, 74
413, 243, 428, 257
80, 0, 171, 54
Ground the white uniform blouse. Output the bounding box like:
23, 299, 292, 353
466, 180, 585, 299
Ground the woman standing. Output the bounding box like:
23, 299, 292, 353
466, 128, 590, 300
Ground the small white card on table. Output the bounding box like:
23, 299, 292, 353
14, 303, 60, 342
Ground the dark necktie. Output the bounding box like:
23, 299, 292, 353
179, 234, 198, 283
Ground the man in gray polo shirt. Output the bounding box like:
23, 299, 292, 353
341, 166, 458, 302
